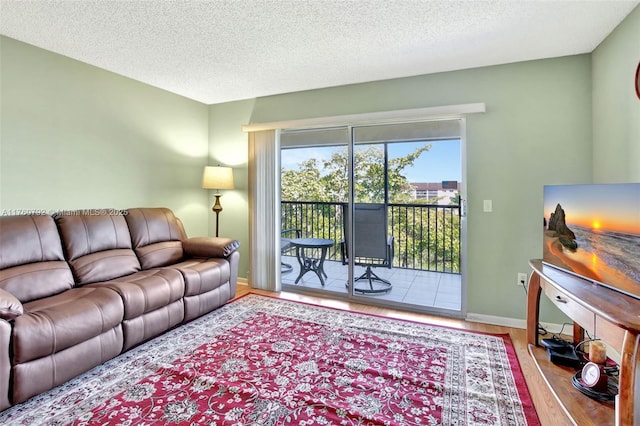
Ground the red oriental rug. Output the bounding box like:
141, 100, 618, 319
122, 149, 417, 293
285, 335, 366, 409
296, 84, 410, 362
0, 294, 540, 425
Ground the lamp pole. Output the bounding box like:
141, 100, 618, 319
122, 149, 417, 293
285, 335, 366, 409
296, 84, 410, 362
212, 193, 223, 237
202, 165, 234, 238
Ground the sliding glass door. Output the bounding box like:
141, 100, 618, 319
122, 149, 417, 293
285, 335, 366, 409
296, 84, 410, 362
280, 128, 349, 296
280, 120, 464, 315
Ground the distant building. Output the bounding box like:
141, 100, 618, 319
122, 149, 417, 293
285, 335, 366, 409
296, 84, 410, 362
410, 181, 461, 205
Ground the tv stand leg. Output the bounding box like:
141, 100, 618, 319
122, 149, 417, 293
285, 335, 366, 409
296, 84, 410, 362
572, 323, 584, 346
527, 271, 542, 346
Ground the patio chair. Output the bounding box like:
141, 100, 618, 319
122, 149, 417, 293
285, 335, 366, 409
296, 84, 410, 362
281, 228, 301, 273
341, 203, 394, 294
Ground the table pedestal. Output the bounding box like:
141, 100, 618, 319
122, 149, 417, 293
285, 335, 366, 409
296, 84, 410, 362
291, 238, 333, 286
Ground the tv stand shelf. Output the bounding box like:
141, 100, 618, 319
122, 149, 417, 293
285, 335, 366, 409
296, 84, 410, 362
527, 259, 639, 426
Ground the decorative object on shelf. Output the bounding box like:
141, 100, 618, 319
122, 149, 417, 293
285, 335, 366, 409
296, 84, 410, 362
588, 340, 607, 364
635, 60, 640, 100
202, 165, 234, 237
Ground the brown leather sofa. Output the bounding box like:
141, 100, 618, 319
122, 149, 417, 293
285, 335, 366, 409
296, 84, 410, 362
0, 208, 239, 411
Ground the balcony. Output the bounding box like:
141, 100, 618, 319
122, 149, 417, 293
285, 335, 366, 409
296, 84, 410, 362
281, 201, 462, 311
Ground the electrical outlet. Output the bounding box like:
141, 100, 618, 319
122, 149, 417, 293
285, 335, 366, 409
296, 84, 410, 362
517, 272, 527, 287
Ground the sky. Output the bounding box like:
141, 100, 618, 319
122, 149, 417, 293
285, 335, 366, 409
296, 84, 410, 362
281, 139, 461, 183
543, 183, 640, 235
388, 140, 460, 182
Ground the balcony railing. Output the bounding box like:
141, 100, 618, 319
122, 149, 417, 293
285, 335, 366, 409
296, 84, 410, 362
281, 201, 461, 273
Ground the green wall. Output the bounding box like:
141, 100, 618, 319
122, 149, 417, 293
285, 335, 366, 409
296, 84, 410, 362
210, 55, 594, 321
0, 36, 210, 236
208, 100, 255, 279
592, 5, 640, 183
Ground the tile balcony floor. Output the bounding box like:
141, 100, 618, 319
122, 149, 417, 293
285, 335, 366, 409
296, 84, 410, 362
281, 255, 462, 312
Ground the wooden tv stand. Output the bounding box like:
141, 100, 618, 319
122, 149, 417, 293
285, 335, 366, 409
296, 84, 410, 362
527, 259, 639, 426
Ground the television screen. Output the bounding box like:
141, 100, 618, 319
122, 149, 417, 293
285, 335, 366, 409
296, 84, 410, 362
542, 183, 640, 300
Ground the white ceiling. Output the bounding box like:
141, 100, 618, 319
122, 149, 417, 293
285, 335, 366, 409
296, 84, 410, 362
0, 1, 637, 105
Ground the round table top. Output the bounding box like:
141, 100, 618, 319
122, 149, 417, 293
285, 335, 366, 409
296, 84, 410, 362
290, 238, 334, 248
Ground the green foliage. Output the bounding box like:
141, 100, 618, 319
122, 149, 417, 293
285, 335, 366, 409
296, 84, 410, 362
388, 205, 460, 273
281, 143, 461, 273
281, 144, 431, 203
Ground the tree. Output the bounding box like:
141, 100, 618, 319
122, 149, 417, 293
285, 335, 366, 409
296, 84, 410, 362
281, 143, 431, 203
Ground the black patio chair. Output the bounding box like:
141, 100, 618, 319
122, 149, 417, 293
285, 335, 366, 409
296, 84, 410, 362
341, 203, 394, 294
281, 228, 301, 273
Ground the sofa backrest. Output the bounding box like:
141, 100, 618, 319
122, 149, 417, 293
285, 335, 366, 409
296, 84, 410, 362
0, 215, 75, 302
55, 211, 141, 285
125, 208, 187, 269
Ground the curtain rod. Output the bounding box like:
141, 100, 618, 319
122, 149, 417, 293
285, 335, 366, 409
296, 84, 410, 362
241, 103, 486, 132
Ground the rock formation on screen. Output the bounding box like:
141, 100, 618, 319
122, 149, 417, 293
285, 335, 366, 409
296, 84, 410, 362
547, 203, 578, 250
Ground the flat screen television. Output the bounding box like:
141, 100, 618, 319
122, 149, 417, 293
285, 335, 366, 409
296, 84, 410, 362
542, 183, 640, 300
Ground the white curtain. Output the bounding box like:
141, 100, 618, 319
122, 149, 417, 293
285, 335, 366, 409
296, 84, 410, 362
248, 129, 281, 291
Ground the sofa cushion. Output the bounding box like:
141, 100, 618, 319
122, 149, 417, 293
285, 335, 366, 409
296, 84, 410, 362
133, 241, 184, 271
0, 215, 75, 302
0, 261, 75, 304
12, 287, 124, 364
171, 258, 230, 297
170, 258, 232, 322
55, 212, 141, 284
0, 215, 65, 269
125, 208, 187, 269
88, 268, 185, 350
12, 326, 123, 405
90, 268, 185, 320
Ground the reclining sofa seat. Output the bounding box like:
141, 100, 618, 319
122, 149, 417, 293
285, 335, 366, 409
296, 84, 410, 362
54, 211, 185, 351
0, 215, 124, 407
125, 208, 240, 322
0, 207, 239, 411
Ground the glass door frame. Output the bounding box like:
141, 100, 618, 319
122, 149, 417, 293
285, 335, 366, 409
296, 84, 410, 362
279, 119, 467, 317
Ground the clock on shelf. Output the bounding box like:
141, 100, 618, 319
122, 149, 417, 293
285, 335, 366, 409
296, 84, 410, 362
581, 362, 608, 391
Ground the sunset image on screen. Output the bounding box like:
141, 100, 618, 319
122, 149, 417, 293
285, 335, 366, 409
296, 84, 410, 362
542, 183, 640, 300
543, 184, 640, 235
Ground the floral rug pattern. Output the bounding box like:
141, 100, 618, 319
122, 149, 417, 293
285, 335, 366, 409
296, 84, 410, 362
0, 294, 539, 425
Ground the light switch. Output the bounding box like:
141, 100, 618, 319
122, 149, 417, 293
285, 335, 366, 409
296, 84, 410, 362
483, 199, 493, 212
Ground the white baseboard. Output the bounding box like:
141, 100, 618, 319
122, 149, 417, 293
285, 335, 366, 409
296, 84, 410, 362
465, 313, 526, 329
237, 277, 249, 286
466, 312, 564, 334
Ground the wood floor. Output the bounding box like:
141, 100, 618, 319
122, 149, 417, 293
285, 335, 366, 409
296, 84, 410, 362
235, 285, 572, 426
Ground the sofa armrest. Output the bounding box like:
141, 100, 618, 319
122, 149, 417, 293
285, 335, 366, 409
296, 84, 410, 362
182, 237, 240, 259
0, 319, 11, 411
0, 288, 23, 321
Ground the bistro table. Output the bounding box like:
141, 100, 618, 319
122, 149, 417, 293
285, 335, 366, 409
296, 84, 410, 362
291, 238, 334, 287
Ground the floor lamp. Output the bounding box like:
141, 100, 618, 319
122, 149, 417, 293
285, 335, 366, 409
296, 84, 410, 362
202, 166, 235, 237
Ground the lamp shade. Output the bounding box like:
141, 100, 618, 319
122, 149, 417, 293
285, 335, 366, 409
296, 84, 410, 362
202, 166, 234, 190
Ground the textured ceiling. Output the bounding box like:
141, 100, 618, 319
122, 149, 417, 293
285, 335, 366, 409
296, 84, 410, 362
0, 0, 637, 104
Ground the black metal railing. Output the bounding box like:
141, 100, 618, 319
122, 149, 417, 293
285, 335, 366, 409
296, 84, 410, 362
281, 201, 461, 273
